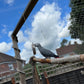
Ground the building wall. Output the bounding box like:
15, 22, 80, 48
0, 62, 17, 77
60, 52, 77, 58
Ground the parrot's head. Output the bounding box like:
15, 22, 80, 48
34, 43, 41, 47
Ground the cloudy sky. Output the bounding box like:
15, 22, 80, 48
0, 0, 82, 62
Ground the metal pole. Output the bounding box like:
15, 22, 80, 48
11, 0, 39, 83
12, 0, 38, 36
11, 77, 16, 84
44, 71, 50, 84
11, 35, 26, 84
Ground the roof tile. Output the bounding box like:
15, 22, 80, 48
0, 53, 16, 63
56, 44, 78, 56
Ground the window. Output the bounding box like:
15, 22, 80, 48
8, 64, 14, 70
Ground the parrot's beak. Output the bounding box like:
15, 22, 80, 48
33, 43, 40, 47
33, 43, 39, 47
33, 44, 36, 47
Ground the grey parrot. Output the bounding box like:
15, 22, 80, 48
34, 43, 59, 58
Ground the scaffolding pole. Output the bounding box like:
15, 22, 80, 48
30, 54, 84, 64
11, 36, 26, 84
12, 0, 38, 36
11, 0, 38, 84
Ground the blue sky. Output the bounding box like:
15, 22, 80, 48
0, 0, 82, 62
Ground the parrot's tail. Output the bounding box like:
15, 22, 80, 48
54, 55, 59, 58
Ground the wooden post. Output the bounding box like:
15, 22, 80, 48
32, 63, 42, 84
11, 35, 26, 84
30, 57, 43, 84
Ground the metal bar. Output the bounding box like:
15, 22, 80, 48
12, 0, 38, 36
36, 64, 42, 80
11, 36, 26, 84
31, 54, 84, 64
11, 77, 16, 84
44, 71, 50, 84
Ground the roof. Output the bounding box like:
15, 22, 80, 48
0, 52, 16, 63
56, 44, 78, 56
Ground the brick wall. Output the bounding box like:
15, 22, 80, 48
0, 63, 17, 77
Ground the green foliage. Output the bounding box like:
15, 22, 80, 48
69, 0, 84, 54
74, 42, 84, 54
69, 0, 84, 41
23, 63, 32, 69
61, 39, 68, 47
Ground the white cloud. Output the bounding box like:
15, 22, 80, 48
20, 49, 32, 62
4, 2, 82, 63
70, 39, 82, 44
29, 3, 62, 49
1, 24, 7, 34
1, 24, 7, 28
17, 31, 27, 43
59, 14, 70, 38
5, 0, 14, 5
7, 3, 71, 62
8, 31, 27, 43
2, 28, 7, 34
21, 41, 44, 62
20, 3, 68, 62
0, 42, 12, 53
8, 31, 12, 37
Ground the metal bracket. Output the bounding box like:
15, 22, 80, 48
15, 58, 25, 62
17, 70, 25, 74
11, 35, 18, 42
13, 48, 21, 52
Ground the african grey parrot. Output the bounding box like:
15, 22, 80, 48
34, 43, 59, 58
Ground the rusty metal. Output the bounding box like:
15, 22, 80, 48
44, 71, 50, 84
12, 0, 38, 36
11, 77, 16, 84
34, 65, 43, 84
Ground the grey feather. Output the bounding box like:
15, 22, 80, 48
34, 43, 59, 58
